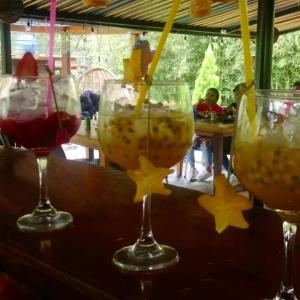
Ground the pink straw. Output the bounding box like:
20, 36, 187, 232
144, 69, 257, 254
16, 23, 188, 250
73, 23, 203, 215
48, 0, 57, 70
47, 0, 57, 113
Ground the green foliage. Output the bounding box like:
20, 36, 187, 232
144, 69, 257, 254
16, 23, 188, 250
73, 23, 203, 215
70, 33, 131, 78
272, 32, 300, 89
211, 37, 245, 104
192, 44, 219, 103
145, 32, 209, 91
10, 28, 300, 99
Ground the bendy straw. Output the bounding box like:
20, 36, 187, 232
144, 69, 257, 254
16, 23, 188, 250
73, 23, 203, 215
238, 0, 256, 131
47, 0, 57, 113
134, 0, 181, 114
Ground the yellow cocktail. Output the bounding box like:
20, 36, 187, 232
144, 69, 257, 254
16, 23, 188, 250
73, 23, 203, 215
99, 111, 193, 170
98, 80, 193, 272
233, 90, 300, 299
235, 141, 300, 215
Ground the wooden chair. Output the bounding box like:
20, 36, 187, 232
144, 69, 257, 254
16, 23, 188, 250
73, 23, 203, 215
77, 67, 116, 165
78, 67, 117, 94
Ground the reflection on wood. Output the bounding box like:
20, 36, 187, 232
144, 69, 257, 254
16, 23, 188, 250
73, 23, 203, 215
0, 147, 294, 299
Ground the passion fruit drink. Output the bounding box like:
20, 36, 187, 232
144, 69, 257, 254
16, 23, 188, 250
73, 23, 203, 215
99, 80, 193, 272
234, 141, 300, 214
99, 110, 193, 170
233, 90, 300, 299
99, 80, 193, 170
234, 90, 300, 223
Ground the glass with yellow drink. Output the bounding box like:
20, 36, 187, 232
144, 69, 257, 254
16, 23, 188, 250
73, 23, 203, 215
98, 80, 193, 271
234, 90, 300, 299
100, 110, 193, 170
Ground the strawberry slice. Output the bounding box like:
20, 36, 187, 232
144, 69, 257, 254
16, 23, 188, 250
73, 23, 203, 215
15, 52, 38, 77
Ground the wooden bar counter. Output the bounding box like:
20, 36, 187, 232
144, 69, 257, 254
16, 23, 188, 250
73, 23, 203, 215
0, 147, 297, 299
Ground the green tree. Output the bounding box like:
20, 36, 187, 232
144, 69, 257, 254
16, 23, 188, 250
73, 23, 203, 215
211, 37, 246, 104
145, 32, 208, 91
272, 32, 300, 89
192, 44, 219, 103
18, 28, 300, 95
70, 33, 131, 79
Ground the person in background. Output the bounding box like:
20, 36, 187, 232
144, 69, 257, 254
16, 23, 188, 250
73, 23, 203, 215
281, 81, 300, 114
188, 88, 224, 182
80, 90, 100, 118
223, 82, 246, 184
224, 82, 246, 116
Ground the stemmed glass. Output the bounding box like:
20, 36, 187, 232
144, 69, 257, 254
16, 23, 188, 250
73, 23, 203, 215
233, 89, 300, 300
98, 80, 194, 271
0, 75, 81, 232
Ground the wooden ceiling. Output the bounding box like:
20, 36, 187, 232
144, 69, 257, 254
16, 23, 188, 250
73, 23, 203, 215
11, 23, 142, 35
21, 0, 300, 37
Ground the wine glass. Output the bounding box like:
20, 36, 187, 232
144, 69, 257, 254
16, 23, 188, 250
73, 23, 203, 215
233, 89, 300, 299
98, 80, 194, 271
0, 74, 81, 232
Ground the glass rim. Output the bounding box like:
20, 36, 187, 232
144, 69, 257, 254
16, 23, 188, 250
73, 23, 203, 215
254, 89, 300, 100
257, 89, 300, 92
103, 79, 189, 86
0, 74, 74, 79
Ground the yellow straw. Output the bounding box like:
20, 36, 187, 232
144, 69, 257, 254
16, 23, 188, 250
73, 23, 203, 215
134, 0, 181, 114
238, 0, 256, 131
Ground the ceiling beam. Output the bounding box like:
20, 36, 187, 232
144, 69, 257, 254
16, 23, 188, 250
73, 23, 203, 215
229, 4, 300, 33
281, 28, 300, 35
10, 23, 142, 35
0, 23, 12, 74
23, 7, 247, 38
255, 0, 275, 89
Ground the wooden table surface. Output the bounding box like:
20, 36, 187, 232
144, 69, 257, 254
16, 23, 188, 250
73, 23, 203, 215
194, 119, 235, 137
71, 119, 235, 177
0, 147, 296, 300
71, 120, 235, 148
194, 119, 235, 177
70, 123, 107, 165
70, 122, 99, 150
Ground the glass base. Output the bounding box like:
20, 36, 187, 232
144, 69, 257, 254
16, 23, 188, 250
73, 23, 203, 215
273, 288, 298, 300
17, 211, 73, 232
112, 244, 179, 272
273, 296, 298, 300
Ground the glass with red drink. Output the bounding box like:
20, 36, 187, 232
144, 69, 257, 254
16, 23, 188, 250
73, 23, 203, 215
0, 75, 81, 231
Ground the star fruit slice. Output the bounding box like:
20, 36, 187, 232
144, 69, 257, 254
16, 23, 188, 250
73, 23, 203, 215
127, 156, 174, 203
198, 174, 252, 233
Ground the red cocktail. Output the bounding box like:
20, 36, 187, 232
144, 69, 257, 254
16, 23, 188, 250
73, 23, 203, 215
0, 75, 81, 231
0, 111, 80, 157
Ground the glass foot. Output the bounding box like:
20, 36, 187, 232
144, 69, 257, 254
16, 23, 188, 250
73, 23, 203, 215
113, 244, 179, 272
274, 290, 298, 300
273, 283, 298, 300
17, 211, 73, 232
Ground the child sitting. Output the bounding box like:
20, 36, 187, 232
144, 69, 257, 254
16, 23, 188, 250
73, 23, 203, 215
187, 88, 224, 182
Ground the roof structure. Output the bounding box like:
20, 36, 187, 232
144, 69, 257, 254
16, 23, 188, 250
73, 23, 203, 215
21, 0, 300, 38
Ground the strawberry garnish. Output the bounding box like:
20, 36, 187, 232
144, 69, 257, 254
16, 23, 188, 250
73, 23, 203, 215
15, 52, 38, 77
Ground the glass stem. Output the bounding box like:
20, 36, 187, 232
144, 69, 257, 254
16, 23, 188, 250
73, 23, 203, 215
35, 157, 55, 214
133, 194, 162, 257
0, 131, 10, 147
277, 221, 297, 299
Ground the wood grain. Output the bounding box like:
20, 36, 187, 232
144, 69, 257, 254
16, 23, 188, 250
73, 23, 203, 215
0, 146, 295, 299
